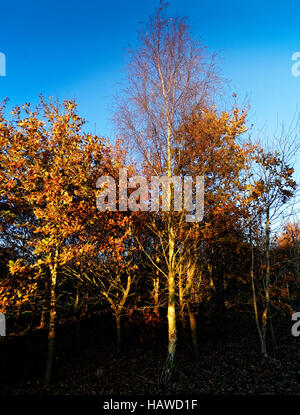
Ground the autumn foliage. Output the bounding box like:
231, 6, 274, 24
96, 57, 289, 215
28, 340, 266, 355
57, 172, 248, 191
0, 5, 299, 391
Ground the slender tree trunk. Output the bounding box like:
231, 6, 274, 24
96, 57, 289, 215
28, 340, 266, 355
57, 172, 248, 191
44, 262, 57, 387
39, 308, 45, 329
261, 211, 270, 357
38, 279, 48, 329
167, 269, 177, 366
269, 306, 276, 347
178, 270, 185, 326
251, 241, 264, 355
115, 311, 121, 353
165, 118, 177, 374
153, 276, 160, 317
250, 231, 267, 356
186, 261, 199, 356
166, 212, 177, 370
74, 286, 80, 347
208, 262, 214, 289
111, 275, 131, 354
187, 303, 199, 357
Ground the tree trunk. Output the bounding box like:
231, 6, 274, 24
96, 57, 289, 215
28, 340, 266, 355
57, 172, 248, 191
269, 308, 276, 347
44, 263, 57, 387
113, 275, 131, 354
178, 270, 185, 326
208, 262, 214, 289
186, 261, 198, 356
116, 311, 121, 353
74, 286, 80, 347
153, 276, 160, 317
187, 302, 199, 357
261, 211, 270, 357
39, 308, 45, 329
167, 270, 177, 365
165, 118, 177, 374
250, 231, 266, 356
166, 222, 177, 374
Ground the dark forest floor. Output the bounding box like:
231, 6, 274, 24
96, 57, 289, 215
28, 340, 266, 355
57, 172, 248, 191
0, 311, 299, 395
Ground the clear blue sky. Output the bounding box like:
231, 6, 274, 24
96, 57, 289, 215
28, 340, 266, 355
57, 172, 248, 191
0, 0, 299, 182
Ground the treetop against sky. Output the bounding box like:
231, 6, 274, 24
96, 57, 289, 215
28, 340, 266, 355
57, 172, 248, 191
0, 1, 299, 186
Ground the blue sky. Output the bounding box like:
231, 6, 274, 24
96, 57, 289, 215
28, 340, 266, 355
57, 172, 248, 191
0, 0, 299, 186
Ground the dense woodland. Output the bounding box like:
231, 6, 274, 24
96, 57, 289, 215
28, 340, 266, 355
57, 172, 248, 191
0, 6, 299, 395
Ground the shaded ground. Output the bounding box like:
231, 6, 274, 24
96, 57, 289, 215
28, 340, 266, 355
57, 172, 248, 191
0, 312, 299, 395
